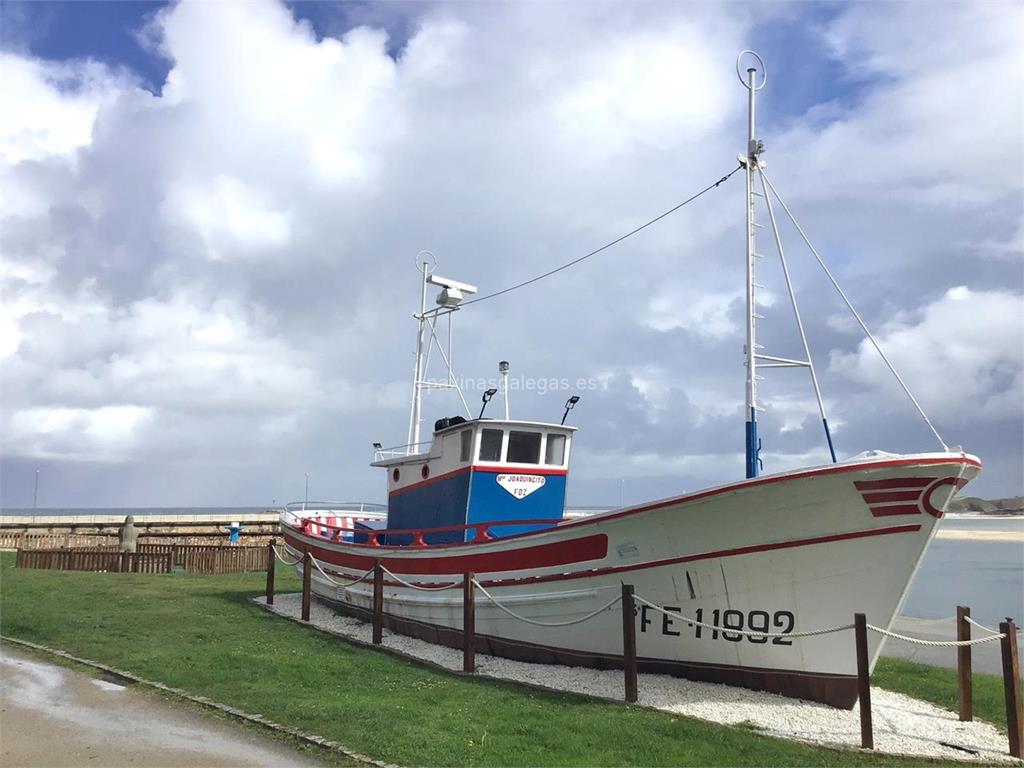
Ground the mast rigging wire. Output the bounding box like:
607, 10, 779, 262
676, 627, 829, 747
759, 170, 949, 452
460, 165, 743, 308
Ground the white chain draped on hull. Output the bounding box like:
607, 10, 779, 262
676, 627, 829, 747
282, 452, 979, 708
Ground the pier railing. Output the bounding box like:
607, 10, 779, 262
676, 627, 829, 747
269, 540, 1024, 759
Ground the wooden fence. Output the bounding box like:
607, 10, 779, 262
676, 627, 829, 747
14, 544, 267, 575
1, 532, 275, 551
16, 548, 172, 573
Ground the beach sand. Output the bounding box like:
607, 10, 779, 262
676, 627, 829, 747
0, 646, 326, 768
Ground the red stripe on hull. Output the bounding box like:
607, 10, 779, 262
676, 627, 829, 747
285, 523, 922, 587
291, 532, 609, 575
861, 490, 921, 503
854, 477, 931, 491
390, 464, 568, 497
868, 505, 921, 517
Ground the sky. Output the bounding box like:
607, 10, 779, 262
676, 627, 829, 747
0, 0, 1021, 509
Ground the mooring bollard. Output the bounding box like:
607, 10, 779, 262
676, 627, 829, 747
463, 572, 476, 673
265, 538, 276, 606
301, 550, 311, 622
957, 605, 972, 721
372, 559, 383, 645
854, 612, 873, 749
1000, 618, 1022, 759
621, 584, 638, 703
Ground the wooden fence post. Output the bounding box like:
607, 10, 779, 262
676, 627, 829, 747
957, 605, 973, 721
301, 550, 312, 622
1000, 619, 1022, 759
621, 584, 638, 703
265, 538, 276, 606
372, 559, 383, 645
463, 572, 476, 673
854, 612, 873, 749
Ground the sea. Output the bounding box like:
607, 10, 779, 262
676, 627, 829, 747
3, 507, 1021, 625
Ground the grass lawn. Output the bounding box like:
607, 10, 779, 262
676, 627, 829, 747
0, 552, 1005, 767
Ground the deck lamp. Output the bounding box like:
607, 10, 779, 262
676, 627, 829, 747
561, 395, 580, 425
479, 388, 498, 419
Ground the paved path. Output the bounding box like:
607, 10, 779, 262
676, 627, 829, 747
0, 646, 326, 767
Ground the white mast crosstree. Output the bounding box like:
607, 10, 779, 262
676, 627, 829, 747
406, 252, 477, 450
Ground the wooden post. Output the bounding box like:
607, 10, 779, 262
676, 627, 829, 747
621, 584, 638, 703
301, 550, 311, 622
854, 612, 873, 750
463, 572, 476, 673
265, 538, 276, 606
1000, 619, 1022, 759
957, 605, 973, 721
372, 559, 383, 645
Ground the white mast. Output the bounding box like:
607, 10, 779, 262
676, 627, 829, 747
499, 360, 510, 419
406, 254, 432, 448
739, 51, 765, 478
736, 51, 838, 473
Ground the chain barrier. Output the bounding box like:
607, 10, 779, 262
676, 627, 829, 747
380, 565, 462, 592
633, 595, 853, 639
867, 623, 1006, 647
473, 579, 623, 627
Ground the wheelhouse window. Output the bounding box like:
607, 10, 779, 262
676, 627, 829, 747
544, 434, 566, 465
459, 429, 472, 462
479, 429, 504, 461
507, 431, 541, 464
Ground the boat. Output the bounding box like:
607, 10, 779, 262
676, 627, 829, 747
280, 52, 980, 708
280, 501, 387, 542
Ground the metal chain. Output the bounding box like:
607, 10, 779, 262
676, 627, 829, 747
380, 565, 462, 592
634, 595, 852, 639
473, 580, 623, 627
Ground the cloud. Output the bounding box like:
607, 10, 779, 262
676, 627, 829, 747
7, 405, 153, 462
0, 0, 1020, 506
831, 287, 1023, 422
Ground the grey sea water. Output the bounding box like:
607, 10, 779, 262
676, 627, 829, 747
4, 507, 1021, 625
902, 516, 1023, 626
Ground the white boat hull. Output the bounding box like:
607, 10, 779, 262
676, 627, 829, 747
282, 452, 979, 707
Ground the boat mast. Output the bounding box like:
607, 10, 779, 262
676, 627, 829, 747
405, 254, 477, 451
407, 254, 432, 449
740, 51, 765, 479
